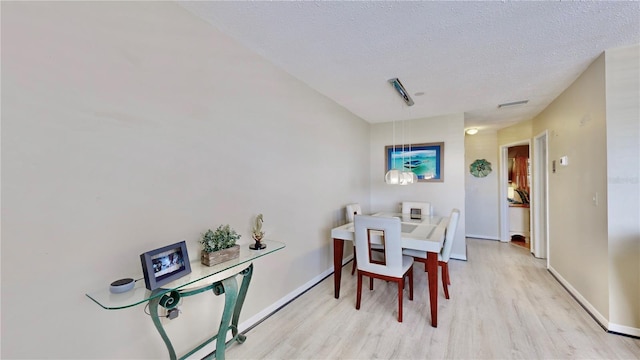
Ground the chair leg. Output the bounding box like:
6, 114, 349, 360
396, 279, 403, 322
369, 277, 373, 291
441, 263, 450, 300
356, 271, 363, 310
408, 266, 414, 301
351, 246, 357, 275
439, 261, 451, 285
396, 267, 414, 323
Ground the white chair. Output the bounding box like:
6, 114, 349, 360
354, 215, 414, 322
345, 203, 361, 223
401, 201, 432, 219
345, 203, 362, 275
403, 209, 460, 299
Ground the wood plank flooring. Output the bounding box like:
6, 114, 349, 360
226, 238, 640, 359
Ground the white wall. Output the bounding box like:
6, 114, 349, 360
533, 45, 640, 336
369, 114, 467, 260
497, 120, 533, 146
605, 44, 640, 334
464, 131, 500, 240
535, 52, 610, 324
1, 2, 370, 358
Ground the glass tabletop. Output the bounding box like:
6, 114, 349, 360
372, 212, 446, 226
86, 240, 285, 310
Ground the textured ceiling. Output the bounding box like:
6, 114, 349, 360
180, 1, 639, 132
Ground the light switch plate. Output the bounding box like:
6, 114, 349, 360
559, 156, 568, 166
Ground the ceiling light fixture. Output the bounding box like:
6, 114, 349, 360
401, 120, 418, 185
465, 128, 479, 135
388, 78, 414, 106
385, 122, 417, 185
384, 119, 416, 185
498, 100, 529, 108
385, 79, 417, 185
385, 120, 402, 184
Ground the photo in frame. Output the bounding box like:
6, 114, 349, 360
140, 240, 192, 291
385, 142, 444, 182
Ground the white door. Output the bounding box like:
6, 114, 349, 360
532, 131, 549, 261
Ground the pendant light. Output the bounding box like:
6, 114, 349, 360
386, 119, 416, 185
385, 168, 402, 184
385, 77, 416, 185
384, 119, 401, 184
399, 119, 409, 185
403, 139, 418, 184
399, 119, 417, 185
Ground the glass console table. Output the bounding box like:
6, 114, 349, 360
86, 240, 285, 360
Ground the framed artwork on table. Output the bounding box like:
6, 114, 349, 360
385, 142, 444, 182
140, 240, 191, 291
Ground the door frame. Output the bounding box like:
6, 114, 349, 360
532, 130, 549, 261
499, 139, 531, 243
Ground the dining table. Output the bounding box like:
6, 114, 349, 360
331, 212, 448, 327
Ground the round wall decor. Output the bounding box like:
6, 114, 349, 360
470, 159, 492, 178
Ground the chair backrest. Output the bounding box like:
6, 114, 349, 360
440, 209, 460, 263
354, 215, 404, 276
345, 203, 362, 223
401, 201, 432, 218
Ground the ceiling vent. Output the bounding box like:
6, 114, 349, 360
498, 100, 529, 108
388, 78, 414, 106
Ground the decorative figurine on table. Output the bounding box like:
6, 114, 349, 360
250, 213, 266, 250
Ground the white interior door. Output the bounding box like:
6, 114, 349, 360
532, 131, 549, 261
499, 145, 510, 242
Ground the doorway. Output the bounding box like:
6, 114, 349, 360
499, 140, 532, 251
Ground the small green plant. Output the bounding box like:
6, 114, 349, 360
200, 224, 241, 253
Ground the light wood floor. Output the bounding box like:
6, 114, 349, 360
226, 238, 640, 359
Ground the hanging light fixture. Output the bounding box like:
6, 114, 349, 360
385, 77, 416, 185
407, 119, 418, 184
399, 119, 417, 185
403, 137, 418, 184
385, 119, 402, 184
388, 78, 415, 106
385, 168, 402, 184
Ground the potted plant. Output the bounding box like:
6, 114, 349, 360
199, 224, 241, 266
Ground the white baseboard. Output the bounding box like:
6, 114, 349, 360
466, 234, 501, 241
238, 259, 347, 331
548, 266, 610, 329
608, 323, 640, 337
549, 267, 640, 337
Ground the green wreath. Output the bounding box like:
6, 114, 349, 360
470, 159, 492, 178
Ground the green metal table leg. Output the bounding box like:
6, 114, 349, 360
149, 290, 180, 360
231, 263, 253, 344
210, 277, 239, 360
148, 264, 254, 360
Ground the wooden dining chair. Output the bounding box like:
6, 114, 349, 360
403, 209, 460, 299
345, 203, 362, 275
354, 215, 414, 322
401, 201, 432, 219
